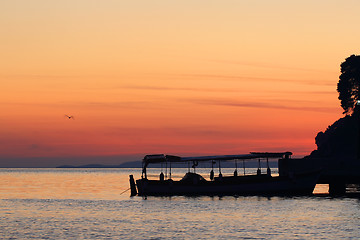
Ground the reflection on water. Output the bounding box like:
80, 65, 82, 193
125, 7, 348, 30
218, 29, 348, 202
0, 168, 330, 200
1, 168, 359, 239
0, 168, 136, 200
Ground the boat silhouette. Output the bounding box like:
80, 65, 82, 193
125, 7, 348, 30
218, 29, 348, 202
129, 152, 321, 196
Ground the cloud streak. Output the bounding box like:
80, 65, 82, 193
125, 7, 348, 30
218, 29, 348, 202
207, 59, 338, 74
190, 98, 339, 113
119, 85, 240, 93
171, 73, 335, 87
120, 84, 336, 95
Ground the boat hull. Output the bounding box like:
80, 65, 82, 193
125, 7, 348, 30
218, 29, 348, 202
135, 171, 320, 196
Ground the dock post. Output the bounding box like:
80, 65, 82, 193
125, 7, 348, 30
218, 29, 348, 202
329, 182, 346, 195
129, 175, 137, 196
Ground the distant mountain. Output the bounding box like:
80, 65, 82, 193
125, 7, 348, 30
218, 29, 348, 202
117, 161, 143, 168
57, 161, 142, 168
56, 160, 277, 168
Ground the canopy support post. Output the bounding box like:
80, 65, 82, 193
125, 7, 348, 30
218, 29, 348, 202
266, 157, 271, 176
243, 159, 246, 175
169, 162, 172, 179
234, 159, 238, 176
165, 160, 168, 179
218, 160, 222, 179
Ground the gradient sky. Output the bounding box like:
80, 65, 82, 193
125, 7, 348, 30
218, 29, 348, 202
1, 1, 360, 167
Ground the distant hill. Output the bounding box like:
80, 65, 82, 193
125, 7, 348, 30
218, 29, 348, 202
57, 161, 142, 168
56, 160, 277, 168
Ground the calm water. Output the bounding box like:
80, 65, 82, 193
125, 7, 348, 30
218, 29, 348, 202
1, 168, 360, 239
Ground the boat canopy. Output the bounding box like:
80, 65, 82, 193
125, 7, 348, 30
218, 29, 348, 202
142, 152, 292, 167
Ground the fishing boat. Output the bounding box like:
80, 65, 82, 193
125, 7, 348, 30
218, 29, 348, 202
129, 152, 321, 196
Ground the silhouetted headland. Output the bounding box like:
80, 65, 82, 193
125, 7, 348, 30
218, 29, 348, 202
282, 54, 360, 195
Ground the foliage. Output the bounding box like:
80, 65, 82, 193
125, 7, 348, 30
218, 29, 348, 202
308, 55, 360, 159
337, 54, 360, 114
310, 114, 358, 158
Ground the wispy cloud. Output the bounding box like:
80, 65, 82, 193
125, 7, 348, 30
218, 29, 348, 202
189, 98, 339, 113
121, 84, 336, 95
170, 73, 335, 86
0, 100, 163, 111
104, 125, 313, 140
208, 59, 338, 74
119, 84, 241, 93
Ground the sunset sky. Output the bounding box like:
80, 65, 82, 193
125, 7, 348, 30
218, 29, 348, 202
1, 1, 360, 167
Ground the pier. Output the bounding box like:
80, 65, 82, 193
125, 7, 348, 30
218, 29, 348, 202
278, 157, 360, 195
278, 104, 360, 195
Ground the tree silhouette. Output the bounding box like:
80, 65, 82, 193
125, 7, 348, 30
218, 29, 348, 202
308, 55, 360, 160
337, 54, 360, 114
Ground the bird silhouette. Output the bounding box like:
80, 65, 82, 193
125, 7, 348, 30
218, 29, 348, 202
65, 115, 75, 120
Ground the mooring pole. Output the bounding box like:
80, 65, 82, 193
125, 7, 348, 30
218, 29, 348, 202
129, 175, 137, 196
329, 181, 346, 196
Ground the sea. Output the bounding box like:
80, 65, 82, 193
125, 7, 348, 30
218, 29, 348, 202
1, 168, 359, 239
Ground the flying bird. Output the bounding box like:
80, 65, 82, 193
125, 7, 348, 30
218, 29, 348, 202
65, 115, 75, 120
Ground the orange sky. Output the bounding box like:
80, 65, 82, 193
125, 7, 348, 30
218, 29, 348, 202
1, 1, 359, 166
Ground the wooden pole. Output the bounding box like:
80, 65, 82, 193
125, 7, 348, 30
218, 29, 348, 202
129, 175, 137, 196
